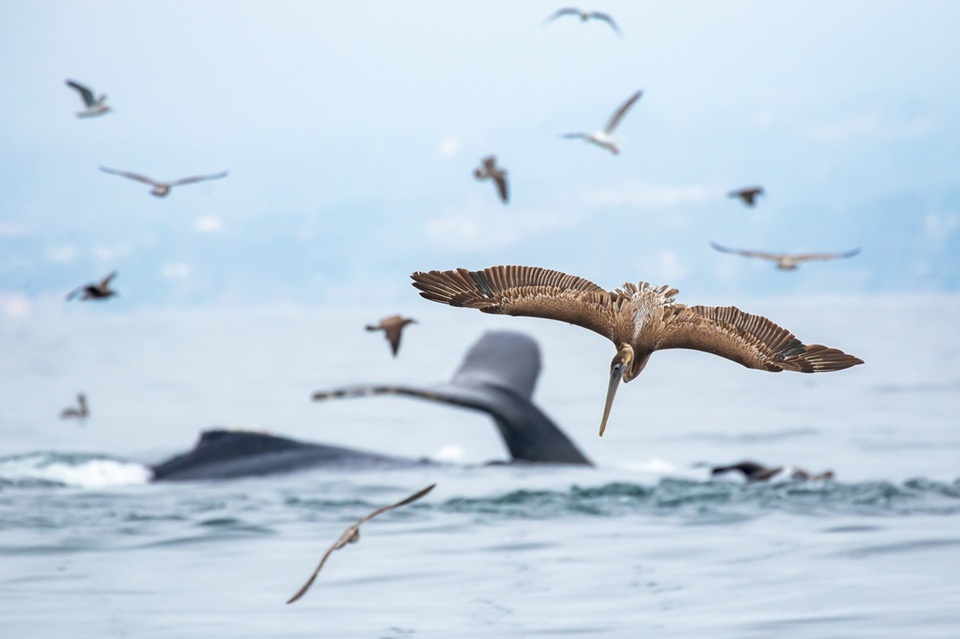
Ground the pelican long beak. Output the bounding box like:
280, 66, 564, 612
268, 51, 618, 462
599, 365, 624, 437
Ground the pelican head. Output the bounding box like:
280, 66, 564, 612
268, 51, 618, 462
600, 344, 635, 437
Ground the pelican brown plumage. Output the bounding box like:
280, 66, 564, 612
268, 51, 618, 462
411, 265, 863, 436
286, 483, 436, 604
728, 186, 765, 207
562, 89, 642, 155
711, 242, 861, 271
473, 155, 509, 204
99, 166, 228, 197
66, 271, 119, 301
365, 314, 417, 357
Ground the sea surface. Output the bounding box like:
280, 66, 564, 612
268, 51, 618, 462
1, 296, 959, 638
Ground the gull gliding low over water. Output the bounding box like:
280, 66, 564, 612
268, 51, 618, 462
65, 80, 111, 118
65, 271, 118, 301
710, 242, 862, 270
365, 314, 417, 357
99, 167, 229, 197
545, 8, 621, 35
563, 89, 642, 155
286, 483, 436, 604
473, 155, 509, 204
411, 265, 863, 437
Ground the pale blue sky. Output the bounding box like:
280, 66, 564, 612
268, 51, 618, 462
1, 1, 958, 313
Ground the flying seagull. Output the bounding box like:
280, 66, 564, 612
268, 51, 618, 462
60, 393, 89, 420
99, 166, 228, 197
473, 155, 509, 204
66, 271, 118, 301
710, 242, 862, 271
65, 80, 111, 118
712, 460, 834, 482
286, 483, 436, 604
411, 265, 863, 437
545, 8, 621, 35
365, 315, 417, 357
728, 186, 765, 207
563, 89, 642, 155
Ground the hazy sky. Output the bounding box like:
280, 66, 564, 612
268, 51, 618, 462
2, 1, 959, 313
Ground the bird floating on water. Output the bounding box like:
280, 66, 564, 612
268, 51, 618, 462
66, 271, 118, 301
728, 186, 765, 207
286, 483, 436, 604
545, 7, 621, 35
60, 393, 89, 420
563, 89, 642, 155
411, 265, 863, 437
99, 166, 228, 197
473, 155, 509, 204
712, 460, 834, 482
365, 315, 417, 357
65, 80, 111, 118
710, 242, 861, 271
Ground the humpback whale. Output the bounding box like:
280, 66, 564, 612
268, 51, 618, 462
151, 331, 590, 481
312, 330, 590, 466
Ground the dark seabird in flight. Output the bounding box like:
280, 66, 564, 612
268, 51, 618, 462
728, 186, 765, 207
66, 271, 118, 301
365, 314, 417, 357
60, 393, 89, 420
545, 8, 621, 35
473, 155, 509, 204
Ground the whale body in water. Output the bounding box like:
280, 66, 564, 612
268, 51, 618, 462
151, 331, 590, 481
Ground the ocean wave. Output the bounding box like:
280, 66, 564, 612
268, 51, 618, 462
0, 452, 152, 489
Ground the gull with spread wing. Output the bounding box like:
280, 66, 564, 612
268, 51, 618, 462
563, 90, 642, 155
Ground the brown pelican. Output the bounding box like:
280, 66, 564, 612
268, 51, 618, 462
65, 80, 111, 118
728, 186, 764, 207
545, 7, 621, 35
66, 271, 118, 301
710, 242, 861, 271
411, 265, 863, 437
99, 166, 228, 197
59, 393, 89, 420
365, 314, 417, 357
473, 155, 509, 204
286, 483, 436, 604
563, 89, 642, 155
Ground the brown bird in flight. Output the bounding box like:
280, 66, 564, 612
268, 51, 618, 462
66, 271, 119, 301
711, 242, 861, 271
473, 155, 509, 204
286, 483, 436, 604
365, 315, 417, 357
728, 186, 765, 207
411, 266, 863, 437
99, 166, 228, 197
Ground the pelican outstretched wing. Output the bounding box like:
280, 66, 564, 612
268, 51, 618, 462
605, 90, 642, 133
286, 484, 436, 604
412, 266, 622, 342
654, 304, 863, 373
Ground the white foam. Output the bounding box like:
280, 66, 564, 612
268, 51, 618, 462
0, 453, 152, 489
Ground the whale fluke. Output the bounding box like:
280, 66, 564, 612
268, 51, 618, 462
312, 331, 590, 465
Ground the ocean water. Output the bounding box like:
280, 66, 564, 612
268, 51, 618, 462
1, 296, 958, 638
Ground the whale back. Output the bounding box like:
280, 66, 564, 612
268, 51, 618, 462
450, 331, 540, 399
